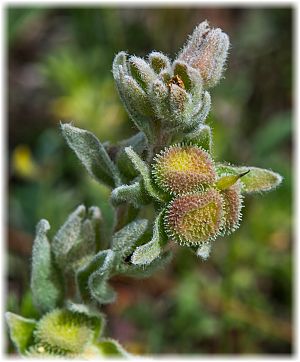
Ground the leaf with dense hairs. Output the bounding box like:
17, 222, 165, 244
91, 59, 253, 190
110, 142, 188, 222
52, 205, 85, 264
61, 123, 122, 187
119, 251, 172, 278
76, 250, 116, 304
112, 219, 149, 258
52, 205, 101, 272
125, 146, 167, 202
216, 164, 283, 193
31, 220, 64, 313
131, 211, 168, 265
111, 181, 151, 207
116, 131, 147, 179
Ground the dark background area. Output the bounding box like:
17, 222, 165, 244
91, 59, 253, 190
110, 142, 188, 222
7, 7, 293, 355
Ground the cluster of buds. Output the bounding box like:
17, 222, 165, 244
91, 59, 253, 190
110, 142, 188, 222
109, 21, 282, 263
112, 21, 229, 142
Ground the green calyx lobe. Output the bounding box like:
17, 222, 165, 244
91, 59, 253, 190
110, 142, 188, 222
215, 170, 250, 190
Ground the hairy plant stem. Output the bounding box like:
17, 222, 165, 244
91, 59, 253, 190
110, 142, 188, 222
147, 119, 172, 162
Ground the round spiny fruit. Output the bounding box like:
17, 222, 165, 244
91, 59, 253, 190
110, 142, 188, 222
164, 188, 224, 246
152, 144, 216, 195
34, 309, 94, 354
220, 181, 243, 235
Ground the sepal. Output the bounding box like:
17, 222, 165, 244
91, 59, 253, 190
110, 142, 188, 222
96, 338, 131, 357
5, 312, 36, 355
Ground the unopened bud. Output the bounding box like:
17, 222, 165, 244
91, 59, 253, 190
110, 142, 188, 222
148, 51, 171, 73
128, 56, 156, 91
164, 189, 224, 246
152, 145, 216, 195
177, 20, 229, 88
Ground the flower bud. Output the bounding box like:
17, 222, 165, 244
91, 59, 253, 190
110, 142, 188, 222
152, 144, 216, 195
169, 82, 192, 122
164, 189, 224, 246
177, 20, 229, 88
148, 51, 171, 73
128, 56, 157, 90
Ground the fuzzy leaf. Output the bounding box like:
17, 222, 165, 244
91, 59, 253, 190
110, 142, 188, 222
125, 146, 167, 202
111, 181, 150, 207
131, 211, 167, 265
112, 219, 148, 258
61, 123, 121, 187
51, 205, 98, 272
216, 164, 283, 193
31, 220, 64, 313
87, 206, 103, 252
119, 251, 172, 278
67, 220, 97, 272
5, 312, 36, 355
76, 250, 116, 304
89, 279, 117, 305
116, 132, 147, 179
96, 338, 130, 357
52, 205, 85, 265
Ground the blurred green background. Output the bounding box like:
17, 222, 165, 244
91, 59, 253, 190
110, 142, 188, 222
7, 7, 293, 355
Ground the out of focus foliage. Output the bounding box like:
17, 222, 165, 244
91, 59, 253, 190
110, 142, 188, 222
7, 8, 292, 354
